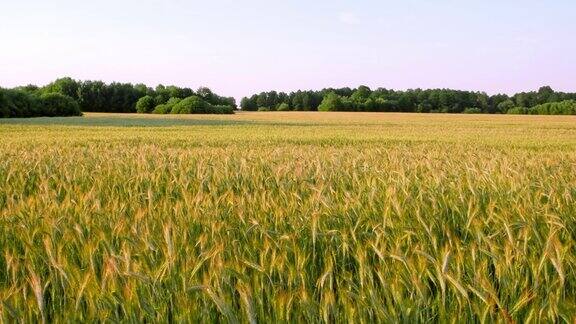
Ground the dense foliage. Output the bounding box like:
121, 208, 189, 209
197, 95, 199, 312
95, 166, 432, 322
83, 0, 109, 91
1, 77, 236, 117
71, 79, 235, 113
242, 85, 576, 114
0, 88, 81, 118
171, 96, 210, 114
507, 100, 576, 115
135, 95, 156, 114
144, 96, 235, 115
38, 93, 82, 117
4, 78, 576, 117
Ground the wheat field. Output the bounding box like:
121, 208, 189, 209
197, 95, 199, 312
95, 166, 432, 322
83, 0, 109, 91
1, 112, 575, 322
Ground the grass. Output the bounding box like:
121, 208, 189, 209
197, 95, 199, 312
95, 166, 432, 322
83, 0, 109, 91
1, 112, 575, 322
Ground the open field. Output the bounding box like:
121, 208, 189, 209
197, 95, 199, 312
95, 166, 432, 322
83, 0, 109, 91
1, 112, 576, 322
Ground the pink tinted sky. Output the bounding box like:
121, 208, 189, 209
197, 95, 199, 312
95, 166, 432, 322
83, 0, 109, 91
1, 0, 575, 101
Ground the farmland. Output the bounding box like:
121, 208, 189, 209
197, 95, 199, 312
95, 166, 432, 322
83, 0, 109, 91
1, 112, 575, 322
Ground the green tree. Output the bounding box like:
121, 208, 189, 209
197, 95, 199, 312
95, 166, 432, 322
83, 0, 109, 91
197, 87, 215, 103
3, 89, 40, 117
164, 97, 182, 113
507, 107, 529, 114
256, 92, 268, 108
318, 92, 343, 112
43, 77, 79, 99
152, 104, 171, 114
277, 103, 290, 111
39, 93, 82, 117
351, 85, 371, 103
241, 97, 258, 111
0, 88, 11, 117
291, 91, 304, 110
166, 86, 184, 99
537, 86, 554, 104
154, 85, 170, 106
136, 95, 155, 113
530, 100, 576, 115
463, 107, 482, 114
171, 96, 209, 114
77, 80, 107, 112
497, 100, 516, 113
267, 91, 279, 109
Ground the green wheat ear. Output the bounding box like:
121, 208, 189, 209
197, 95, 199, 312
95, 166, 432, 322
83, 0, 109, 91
0, 112, 575, 322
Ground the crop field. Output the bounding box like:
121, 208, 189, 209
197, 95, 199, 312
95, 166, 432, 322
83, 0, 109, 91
1, 112, 575, 322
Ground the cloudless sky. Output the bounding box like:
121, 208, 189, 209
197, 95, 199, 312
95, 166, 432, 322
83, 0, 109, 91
1, 0, 575, 101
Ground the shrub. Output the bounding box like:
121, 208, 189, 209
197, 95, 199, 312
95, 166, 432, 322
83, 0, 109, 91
507, 107, 529, 115
0, 89, 82, 118
0, 89, 10, 118
171, 96, 209, 114
152, 104, 171, 114
150, 98, 234, 115
530, 100, 576, 115
136, 95, 155, 113
416, 102, 432, 113
210, 105, 235, 114
497, 100, 515, 113
150, 98, 184, 114
165, 97, 182, 110
277, 103, 290, 111
318, 92, 343, 112
166, 97, 182, 105
462, 107, 482, 114
39, 93, 82, 117
1, 89, 41, 117
258, 107, 270, 112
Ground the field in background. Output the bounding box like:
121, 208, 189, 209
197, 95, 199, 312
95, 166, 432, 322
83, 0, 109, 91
1, 112, 575, 322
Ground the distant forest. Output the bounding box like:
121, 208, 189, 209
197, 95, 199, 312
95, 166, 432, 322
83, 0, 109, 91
0, 77, 236, 118
3, 78, 576, 118
241, 86, 576, 115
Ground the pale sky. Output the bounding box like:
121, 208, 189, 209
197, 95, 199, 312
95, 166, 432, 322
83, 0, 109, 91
1, 0, 575, 101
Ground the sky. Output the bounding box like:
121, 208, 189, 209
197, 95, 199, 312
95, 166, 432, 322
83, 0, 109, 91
1, 0, 575, 102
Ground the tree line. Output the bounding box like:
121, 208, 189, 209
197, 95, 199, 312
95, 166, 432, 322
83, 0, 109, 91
241, 86, 576, 115
1, 77, 236, 118
135, 94, 234, 115
3, 79, 576, 118
0, 88, 82, 118
507, 100, 576, 115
